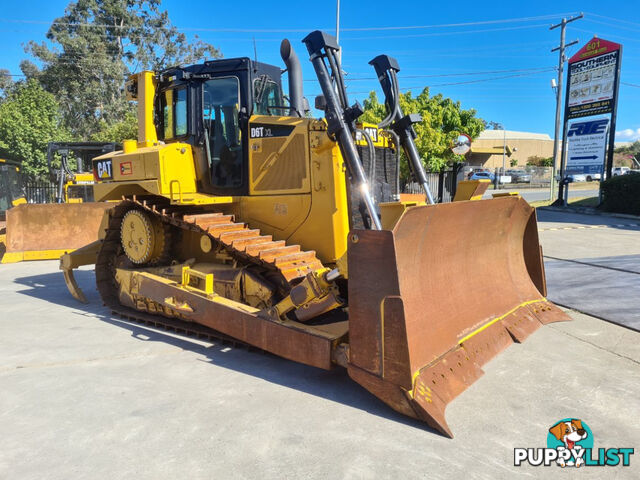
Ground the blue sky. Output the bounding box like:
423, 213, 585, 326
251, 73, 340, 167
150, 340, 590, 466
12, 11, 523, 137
1, 1, 639, 141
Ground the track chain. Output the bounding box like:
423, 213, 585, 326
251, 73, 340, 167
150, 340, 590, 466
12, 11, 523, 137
95, 196, 326, 343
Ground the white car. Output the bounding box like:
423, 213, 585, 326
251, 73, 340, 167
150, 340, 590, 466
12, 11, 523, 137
585, 173, 601, 182
567, 174, 586, 182
612, 167, 630, 176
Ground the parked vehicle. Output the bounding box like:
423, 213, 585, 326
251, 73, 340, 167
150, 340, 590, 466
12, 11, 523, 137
566, 174, 587, 182
470, 171, 495, 181
585, 173, 601, 182
506, 170, 531, 183
612, 167, 630, 176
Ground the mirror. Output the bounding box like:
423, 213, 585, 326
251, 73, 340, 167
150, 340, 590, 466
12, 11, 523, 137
452, 134, 471, 155
315, 95, 327, 111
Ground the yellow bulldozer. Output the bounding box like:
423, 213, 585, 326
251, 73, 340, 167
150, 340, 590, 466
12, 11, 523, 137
1, 142, 118, 263
52, 31, 568, 437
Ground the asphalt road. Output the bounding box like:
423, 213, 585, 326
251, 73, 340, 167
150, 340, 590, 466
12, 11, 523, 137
537, 208, 640, 331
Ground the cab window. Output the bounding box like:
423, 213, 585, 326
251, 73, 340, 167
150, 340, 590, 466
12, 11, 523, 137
161, 87, 187, 140
253, 76, 282, 115
203, 77, 243, 188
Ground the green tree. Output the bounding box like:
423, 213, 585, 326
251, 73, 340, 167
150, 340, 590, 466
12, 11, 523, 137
361, 89, 484, 174
22, 0, 221, 138
90, 108, 138, 143
483, 120, 503, 130
615, 140, 640, 157
0, 80, 70, 178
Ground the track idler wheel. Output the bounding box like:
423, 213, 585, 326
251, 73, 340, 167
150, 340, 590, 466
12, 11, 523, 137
120, 209, 167, 264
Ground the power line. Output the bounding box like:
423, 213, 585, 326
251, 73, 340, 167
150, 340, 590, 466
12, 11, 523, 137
342, 24, 549, 41
345, 40, 556, 55
393, 68, 556, 89
306, 68, 557, 96
572, 27, 640, 44
337, 13, 578, 31
583, 18, 640, 33
622, 82, 640, 88
586, 12, 640, 28
310, 66, 556, 82
0, 20, 554, 43
0, 12, 579, 33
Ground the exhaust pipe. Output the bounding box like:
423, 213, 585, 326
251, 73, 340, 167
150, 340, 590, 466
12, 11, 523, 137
280, 39, 304, 117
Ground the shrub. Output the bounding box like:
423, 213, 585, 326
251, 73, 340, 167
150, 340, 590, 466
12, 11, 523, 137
601, 173, 640, 215
527, 155, 553, 167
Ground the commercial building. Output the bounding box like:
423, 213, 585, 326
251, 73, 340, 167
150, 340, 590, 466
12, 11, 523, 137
467, 130, 555, 169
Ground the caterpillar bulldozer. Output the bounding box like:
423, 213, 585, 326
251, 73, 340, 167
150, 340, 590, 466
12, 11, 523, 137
47, 142, 119, 204
58, 31, 569, 437
1, 143, 117, 263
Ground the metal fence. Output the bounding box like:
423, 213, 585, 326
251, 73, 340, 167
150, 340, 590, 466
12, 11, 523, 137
460, 166, 554, 189
501, 166, 553, 188
402, 168, 460, 203
23, 180, 57, 203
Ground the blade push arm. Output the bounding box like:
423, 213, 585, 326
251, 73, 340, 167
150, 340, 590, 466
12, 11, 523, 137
302, 31, 382, 230
369, 55, 436, 204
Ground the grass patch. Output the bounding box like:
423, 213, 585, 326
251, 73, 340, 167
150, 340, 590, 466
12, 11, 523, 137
529, 196, 600, 209
569, 196, 600, 207
529, 199, 553, 208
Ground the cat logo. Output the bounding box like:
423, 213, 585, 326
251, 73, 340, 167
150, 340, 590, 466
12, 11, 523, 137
95, 159, 113, 180
364, 127, 378, 142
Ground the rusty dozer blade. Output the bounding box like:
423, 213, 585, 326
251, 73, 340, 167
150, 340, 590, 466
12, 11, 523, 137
346, 196, 570, 438
2, 203, 111, 263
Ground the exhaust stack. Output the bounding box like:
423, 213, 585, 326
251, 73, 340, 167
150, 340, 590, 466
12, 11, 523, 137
280, 39, 304, 117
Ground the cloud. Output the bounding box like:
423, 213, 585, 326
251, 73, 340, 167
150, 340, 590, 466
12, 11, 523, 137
616, 128, 640, 141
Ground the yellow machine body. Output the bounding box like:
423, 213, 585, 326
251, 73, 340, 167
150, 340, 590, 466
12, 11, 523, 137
91, 109, 351, 264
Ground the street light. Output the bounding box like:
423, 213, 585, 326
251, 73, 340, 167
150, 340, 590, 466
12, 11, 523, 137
502, 128, 506, 174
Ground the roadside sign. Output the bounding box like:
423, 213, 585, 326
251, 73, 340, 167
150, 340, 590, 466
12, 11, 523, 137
566, 37, 621, 120
558, 36, 623, 194
566, 118, 609, 174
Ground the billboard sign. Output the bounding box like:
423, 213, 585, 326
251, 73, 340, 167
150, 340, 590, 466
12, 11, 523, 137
566, 117, 609, 174
566, 37, 621, 119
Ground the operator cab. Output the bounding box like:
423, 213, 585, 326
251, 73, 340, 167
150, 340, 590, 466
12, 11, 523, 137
155, 58, 290, 196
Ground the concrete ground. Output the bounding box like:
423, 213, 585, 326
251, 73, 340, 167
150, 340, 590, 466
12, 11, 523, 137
0, 256, 639, 479
538, 209, 640, 331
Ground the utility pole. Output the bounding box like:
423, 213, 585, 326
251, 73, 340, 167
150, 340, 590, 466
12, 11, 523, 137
550, 13, 583, 204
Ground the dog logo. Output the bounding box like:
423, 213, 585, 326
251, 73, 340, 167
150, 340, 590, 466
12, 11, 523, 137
547, 419, 592, 467
514, 418, 634, 468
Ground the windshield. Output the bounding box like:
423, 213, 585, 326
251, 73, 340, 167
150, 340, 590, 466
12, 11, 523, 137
203, 77, 243, 188
253, 76, 282, 115
160, 87, 187, 140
